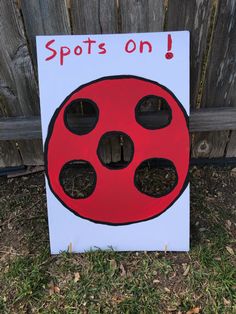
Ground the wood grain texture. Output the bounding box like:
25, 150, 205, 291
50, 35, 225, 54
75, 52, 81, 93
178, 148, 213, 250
0, 141, 22, 167
117, 0, 165, 161
0, 0, 235, 165
70, 0, 118, 163
20, 0, 71, 165
71, 0, 118, 34
1, 107, 236, 140
0, 92, 22, 167
166, 0, 212, 108
226, 131, 236, 157
189, 107, 236, 132
192, 131, 229, 158
123, 135, 133, 162
0, 116, 41, 140
21, 0, 71, 67
119, 0, 165, 33
0, 0, 41, 166
111, 136, 121, 163
199, 0, 236, 158
97, 137, 111, 164
17, 139, 44, 165
201, 0, 236, 108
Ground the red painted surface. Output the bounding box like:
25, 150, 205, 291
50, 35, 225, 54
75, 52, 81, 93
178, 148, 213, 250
46, 76, 189, 225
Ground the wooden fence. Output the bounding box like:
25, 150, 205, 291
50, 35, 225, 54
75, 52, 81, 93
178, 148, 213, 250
0, 0, 236, 167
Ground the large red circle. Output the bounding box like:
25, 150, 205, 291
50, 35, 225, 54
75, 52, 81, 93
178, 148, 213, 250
45, 76, 189, 225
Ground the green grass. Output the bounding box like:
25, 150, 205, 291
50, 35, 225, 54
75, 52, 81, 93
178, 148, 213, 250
0, 167, 236, 313
1, 245, 235, 313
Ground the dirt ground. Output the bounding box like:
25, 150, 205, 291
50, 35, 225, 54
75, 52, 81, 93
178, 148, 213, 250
0, 165, 235, 313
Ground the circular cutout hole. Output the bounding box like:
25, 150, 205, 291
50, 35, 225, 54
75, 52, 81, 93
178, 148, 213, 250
135, 95, 172, 129
59, 160, 96, 198
134, 158, 177, 197
97, 131, 134, 169
64, 99, 99, 135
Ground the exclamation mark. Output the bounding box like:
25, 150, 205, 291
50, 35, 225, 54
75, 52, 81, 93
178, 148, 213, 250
165, 34, 174, 60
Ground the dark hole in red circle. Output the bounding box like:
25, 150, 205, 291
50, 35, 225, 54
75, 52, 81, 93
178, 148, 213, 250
64, 99, 99, 135
134, 158, 178, 197
59, 160, 96, 199
97, 131, 134, 169
135, 95, 172, 129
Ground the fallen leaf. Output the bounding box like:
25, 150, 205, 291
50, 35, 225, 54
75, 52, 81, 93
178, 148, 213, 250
226, 246, 234, 255
164, 287, 171, 293
183, 264, 190, 276
167, 306, 177, 312
111, 294, 129, 304
54, 286, 60, 293
214, 257, 221, 261
225, 220, 232, 228
169, 272, 176, 280
48, 281, 60, 295
119, 263, 126, 277
223, 297, 231, 306
153, 279, 160, 284
74, 272, 81, 283
186, 307, 200, 314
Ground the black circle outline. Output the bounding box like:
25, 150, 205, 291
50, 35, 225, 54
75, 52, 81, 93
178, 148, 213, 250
134, 158, 178, 198
64, 98, 99, 135
59, 159, 97, 199
44, 75, 190, 226
135, 95, 172, 130
97, 131, 134, 170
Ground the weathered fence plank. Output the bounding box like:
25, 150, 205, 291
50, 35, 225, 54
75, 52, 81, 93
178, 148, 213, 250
166, 0, 213, 159
1, 107, 236, 141
192, 131, 229, 158
0, 116, 41, 140
166, 0, 212, 108
21, 0, 71, 67
0, 79, 22, 166
0, 80, 22, 167
201, 1, 236, 109
119, 0, 165, 33
0, 0, 235, 166
189, 107, 236, 132
0, 0, 42, 166
0, 141, 21, 167
111, 136, 121, 163
19, 0, 71, 165
71, 0, 118, 34
70, 0, 118, 163
118, 0, 165, 163
226, 131, 236, 157
195, 0, 236, 158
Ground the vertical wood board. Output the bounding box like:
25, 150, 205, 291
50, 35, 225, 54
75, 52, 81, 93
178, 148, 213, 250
71, 0, 118, 34
21, 0, 71, 68
0, 0, 41, 166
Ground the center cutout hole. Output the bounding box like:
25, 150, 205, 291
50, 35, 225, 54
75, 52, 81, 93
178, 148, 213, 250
97, 132, 134, 169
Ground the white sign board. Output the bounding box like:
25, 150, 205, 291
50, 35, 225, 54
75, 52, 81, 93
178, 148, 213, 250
37, 31, 190, 254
